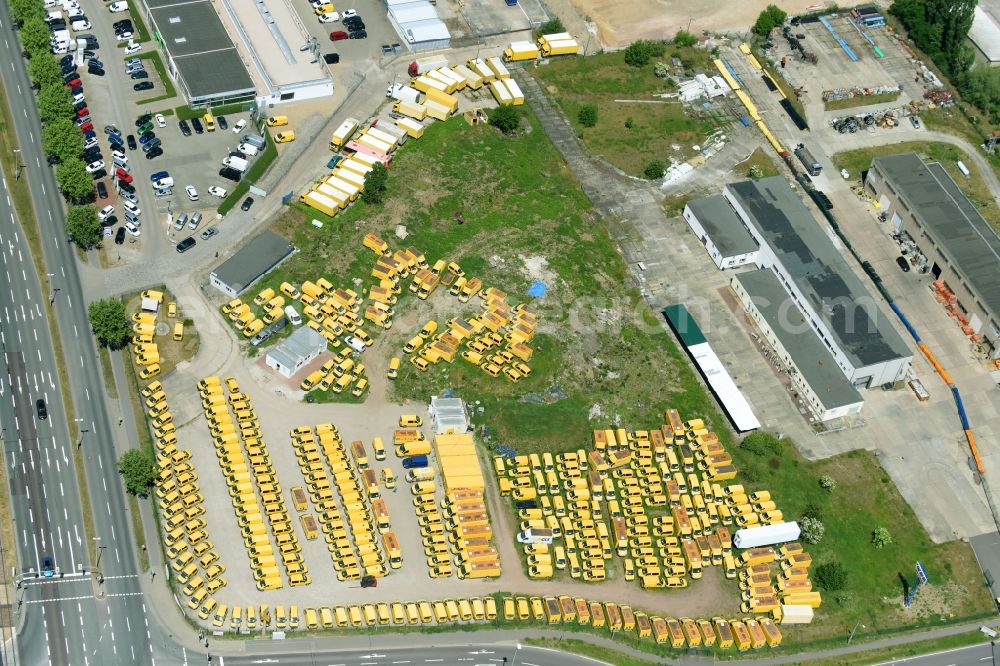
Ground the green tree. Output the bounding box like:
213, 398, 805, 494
56, 158, 93, 203
752, 4, 788, 36
958, 63, 1000, 122
536, 16, 565, 39
578, 104, 598, 128
28, 55, 62, 90
487, 105, 521, 134
66, 205, 101, 248
872, 526, 894, 549
674, 30, 697, 48
361, 162, 389, 205
643, 160, 665, 179
20, 17, 53, 56
117, 448, 157, 496
623, 40, 664, 67
42, 118, 84, 163
815, 561, 848, 590
87, 298, 131, 348
37, 85, 73, 124
10, 0, 45, 23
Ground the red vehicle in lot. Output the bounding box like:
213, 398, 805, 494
329, 30, 348, 41
79, 121, 94, 133
115, 168, 133, 183
64, 77, 81, 89
76, 107, 89, 118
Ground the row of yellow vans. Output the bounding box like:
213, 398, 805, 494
303, 597, 499, 630
130, 295, 163, 377
289, 425, 389, 580
737, 544, 819, 614
299, 351, 368, 397
200, 375, 310, 589
146, 380, 230, 610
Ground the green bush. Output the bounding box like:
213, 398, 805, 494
66, 205, 101, 248
536, 17, 565, 39
673, 30, 697, 48
87, 298, 131, 348
741, 431, 781, 456
872, 526, 894, 549
361, 162, 389, 205
578, 104, 598, 128
643, 161, 665, 179
488, 105, 521, 134
623, 40, 665, 68
118, 448, 157, 496
815, 560, 848, 590
800, 516, 825, 544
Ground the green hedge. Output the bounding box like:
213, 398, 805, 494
218, 131, 278, 215
126, 2, 151, 42
174, 102, 251, 120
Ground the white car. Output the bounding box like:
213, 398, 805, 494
841, 168, 850, 180
83, 137, 98, 150
116, 31, 133, 41
123, 201, 141, 215
98, 205, 115, 221
124, 221, 141, 237
317, 11, 339, 22
85, 160, 104, 173
111, 149, 127, 161
108, 1, 128, 12
155, 113, 166, 128
207, 186, 227, 198
153, 177, 173, 188
67, 7, 83, 17
341, 8, 357, 18
72, 92, 85, 104
185, 185, 198, 201
124, 42, 141, 54
232, 119, 247, 134
71, 19, 91, 29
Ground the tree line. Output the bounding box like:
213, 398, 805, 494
10, 0, 102, 247
890, 0, 999, 123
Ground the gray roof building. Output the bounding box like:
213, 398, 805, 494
726, 177, 911, 372
143, 0, 255, 105
266, 327, 326, 377
209, 231, 295, 297
871, 153, 1000, 321
430, 396, 470, 434
734, 269, 863, 411
685, 195, 759, 257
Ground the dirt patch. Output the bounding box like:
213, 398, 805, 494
569, 0, 834, 48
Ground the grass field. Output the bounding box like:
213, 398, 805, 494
831, 141, 1000, 233
733, 147, 780, 179
532, 49, 721, 177
251, 110, 728, 450
728, 443, 994, 647
799, 630, 988, 666
824, 90, 901, 111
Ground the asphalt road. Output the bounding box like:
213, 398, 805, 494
222, 643, 601, 666
0, 0, 160, 662
871, 641, 997, 666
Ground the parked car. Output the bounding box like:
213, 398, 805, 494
133, 81, 154, 91
155, 113, 166, 128
126, 134, 137, 150
191, 118, 204, 134
240, 197, 254, 211
87, 65, 105, 76
178, 120, 192, 136
138, 131, 156, 144
101, 214, 118, 228
85, 160, 105, 173
910, 116, 920, 129
108, 2, 129, 12
185, 185, 198, 201
232, 118, 246, 133
217, 115, 228, 130
124, 221, 141, 237
200, 226, 219, 240
130, 71, 148, 80
124, 42, 141, 55
144, 145, 163, 159
218, 167, 241, 182
329, 30, 348, 41
96, 181, 108, 199
115, 167, 132, 182
98, 205, 115, 221
176, 236, 196, 253
207, 186, 227, 198
115, 227, 126, 244
896, 256, 910, 272
348, 29, 367, 39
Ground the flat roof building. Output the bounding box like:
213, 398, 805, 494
683, 195, 759, 269
430, 396, 470, 434
386, 0, 450, 52
266, 326, 326, 378
968, 4, 1000, 66
141, 0, 256, 107
866, 152, 1000, 357
732, 269, 864, 421
724, 177, 912, 387
216, 0, 333, 105
210, 231, 296, 297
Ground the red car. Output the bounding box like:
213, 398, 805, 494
115, 168, 133, 183
64, 77, 81, 89
329, 30, 348, 41
79, 121, 94, 133
76, 107, 89, 118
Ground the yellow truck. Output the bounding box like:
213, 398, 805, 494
502, 40, 539, 62
290, 487, 309, 513
329, 118, 359, 150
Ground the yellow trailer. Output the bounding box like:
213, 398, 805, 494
395, 117, 425, 139
424, 100, 452, 122
453, 64, 483, 89
330, 117, 359, 149
393, 100, 427, 121
466, 58, 495, 82
486, 56, 510, 79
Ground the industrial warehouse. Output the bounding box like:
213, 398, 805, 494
683, 177, 913, 420
865, 153, 1000, 359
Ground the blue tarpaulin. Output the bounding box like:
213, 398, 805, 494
527, 281, 546, 298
